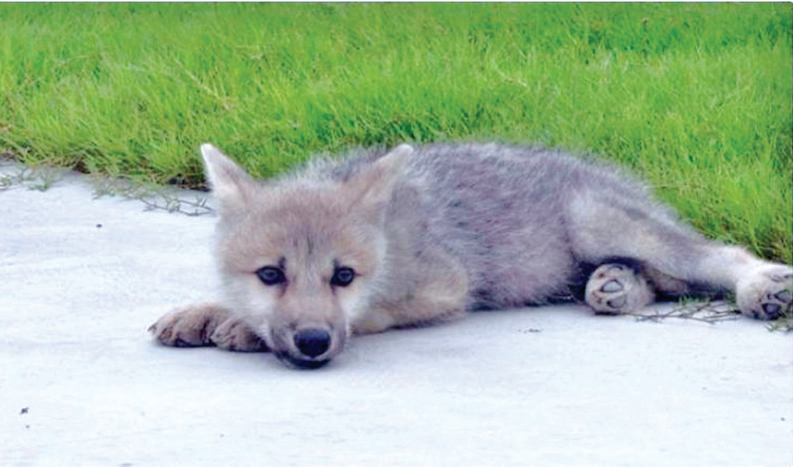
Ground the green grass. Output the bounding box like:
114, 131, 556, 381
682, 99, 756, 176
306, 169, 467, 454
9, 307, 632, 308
1, 3, 791, 262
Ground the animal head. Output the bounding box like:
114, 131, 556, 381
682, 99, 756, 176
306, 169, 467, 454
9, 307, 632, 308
200, 143, 412, 368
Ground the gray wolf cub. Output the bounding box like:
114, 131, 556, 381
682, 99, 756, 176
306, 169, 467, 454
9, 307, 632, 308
149, 143, 792, 369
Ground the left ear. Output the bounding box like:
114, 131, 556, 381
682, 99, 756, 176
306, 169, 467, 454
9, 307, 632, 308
347, 144, 413, 215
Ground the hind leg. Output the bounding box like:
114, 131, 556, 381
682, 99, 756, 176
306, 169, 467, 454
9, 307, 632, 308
585, 263, 654, 314
568, 192, 792, 320
664, 245, 793, 319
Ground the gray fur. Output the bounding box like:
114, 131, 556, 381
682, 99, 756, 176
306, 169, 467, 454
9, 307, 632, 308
309, 143, 700, 308
149, 142, 793, 369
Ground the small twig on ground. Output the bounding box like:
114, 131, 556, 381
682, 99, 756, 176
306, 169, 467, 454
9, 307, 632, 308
137, 192, 213, 217
90, 175, 214, 217
0, 166, 62, 191
631, 298, 792, 331
0, 170, 22, 191
631, 299, 742, 324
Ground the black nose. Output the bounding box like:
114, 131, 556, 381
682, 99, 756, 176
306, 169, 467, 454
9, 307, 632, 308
294, 329, 331, 358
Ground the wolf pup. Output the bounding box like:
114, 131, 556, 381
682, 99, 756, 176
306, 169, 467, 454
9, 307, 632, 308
149, 143, 793, 369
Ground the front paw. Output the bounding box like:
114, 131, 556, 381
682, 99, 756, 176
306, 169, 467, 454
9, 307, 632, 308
149, 303, 267, 352
736, 265, 793, 320
210, 317, 268, 352
149, 303, 232, 347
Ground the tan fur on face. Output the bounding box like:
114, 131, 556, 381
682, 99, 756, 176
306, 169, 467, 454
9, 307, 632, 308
213, 171, 392, 358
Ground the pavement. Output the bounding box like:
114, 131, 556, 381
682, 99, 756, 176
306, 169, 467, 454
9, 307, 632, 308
1, 162, 792, 466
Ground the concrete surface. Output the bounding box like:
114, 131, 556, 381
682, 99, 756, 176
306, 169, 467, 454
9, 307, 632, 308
1, 164, 791, 466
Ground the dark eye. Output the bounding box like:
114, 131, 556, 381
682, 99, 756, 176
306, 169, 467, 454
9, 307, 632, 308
256, 266, 285, 286
331, 267, 355, 287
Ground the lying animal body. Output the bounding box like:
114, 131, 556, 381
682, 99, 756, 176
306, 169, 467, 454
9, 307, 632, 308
149, 143, 793, 369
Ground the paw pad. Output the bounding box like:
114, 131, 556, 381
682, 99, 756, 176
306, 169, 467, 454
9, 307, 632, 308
585, 263, 654, 314
775, 290, 791, 303
737, 265, 793, 320
601, 280, 623, 293
607, 295, 627, 309
761, 303, 781, 320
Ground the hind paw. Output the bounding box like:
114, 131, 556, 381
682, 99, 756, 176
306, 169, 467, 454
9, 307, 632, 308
585, 263, 654, 314
736, 265, 793, 320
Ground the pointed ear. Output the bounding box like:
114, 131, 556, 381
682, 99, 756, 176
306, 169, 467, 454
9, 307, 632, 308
200, 143, 255, 215
348, 144, 413, 216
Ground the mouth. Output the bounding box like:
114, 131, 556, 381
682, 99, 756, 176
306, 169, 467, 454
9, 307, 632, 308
275, 352, 331, 370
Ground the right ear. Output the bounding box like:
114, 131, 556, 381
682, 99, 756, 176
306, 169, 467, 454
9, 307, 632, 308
347, 143, 413, 211
200, 143, 255, 215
